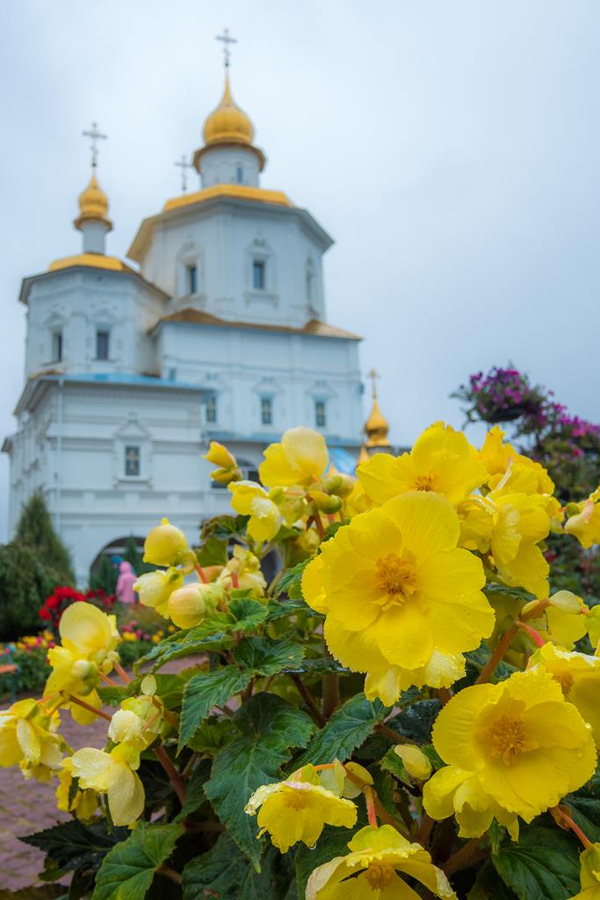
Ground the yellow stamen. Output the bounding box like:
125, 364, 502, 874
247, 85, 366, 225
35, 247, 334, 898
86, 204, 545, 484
488, 715, 528, 764
375, 553, 418, 603
366, 864, 395, 889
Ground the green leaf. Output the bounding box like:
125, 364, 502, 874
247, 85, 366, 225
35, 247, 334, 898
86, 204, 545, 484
386, 699, 442, 744
274, 561, 309, 599
266, 598, 321, 621
21, 820, 128, 872
204, 693, 314, 867
196, 535, 228, 566
468, 862, 520, 899
565, 797, 600, 843
201, 514, 249, 541
176, 758, 212, 820
294, 693, 387, 768
179, 667, 252, 751
492, 823, 581, 900
233, 636, 304, 675
294, 824, 356, 899
182, 833, 293, 899
228, 596, 270, 632
92, 823, 183, 900
0, 888, 66, 900
284, 657, 348, 676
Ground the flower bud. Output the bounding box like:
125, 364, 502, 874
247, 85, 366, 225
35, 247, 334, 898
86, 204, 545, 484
310, 490, 343, 514
394, 745, 432, 781
143, 518, 188, 566
134, 569, 184, 617
167, 583, 224, 629
548, 590, 583, 614
203, 440, 237, 469
70, 660, 92, 681
108, 709, 144, 745
211, 465, 243, 485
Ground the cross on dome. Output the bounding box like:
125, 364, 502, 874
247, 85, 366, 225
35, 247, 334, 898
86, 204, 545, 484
216, 28, 237, 68
367, 368, 381, 399
174, 154, 194, 192
82, 121, 107, 170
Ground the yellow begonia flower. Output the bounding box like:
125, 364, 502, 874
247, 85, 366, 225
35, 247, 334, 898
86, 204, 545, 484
143, 517, 189, 566
357, 422, 487, 506
424, 668, 596, 834
56, 757, 97, 821
268, 485, 309, 526
529, 643, 600, 744
134, 568, 184, 618
259, 427, 328, 488
303, 492, 493, 703
394, 745, 432, 781
217, 546, 267, 597
245, 764, 357, 853
203, 440, 237, 470
229, 481, 282, 542
0, 699, 65, 783
423, 764, 519, 840
565, 492, 600, 549
480, 425, 555, 495
570, 844, 600, 899
71, 744, 144, 827
45, 603, 120, 720
306, 824, 456, 900
167, 582, 224, 629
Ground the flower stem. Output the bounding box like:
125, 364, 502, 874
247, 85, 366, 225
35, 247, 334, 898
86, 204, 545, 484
68, 694, 111, 722
154, 745, 186, 805
289, 674, 326, 726
550, 805, 593, 848
475, 621, 519, 684
517, 621, 545, 647
195, 563, 209, 585
322, 673, 339, 719
364, 785, 378, 828
99, 672, 118, 687
375, 722, 416, 745
443, 837, 485, 875
113, 661, 131, 684
417, 814, 435, 846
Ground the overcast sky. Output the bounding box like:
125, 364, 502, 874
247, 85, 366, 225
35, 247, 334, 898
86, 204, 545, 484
0, 0, 599, 541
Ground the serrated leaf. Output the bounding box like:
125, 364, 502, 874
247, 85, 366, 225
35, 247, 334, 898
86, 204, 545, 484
492, 823, 581, 900
274, 561, 309, 599
182, 833, 293, 899
294, 693, 387, 768
21, 820, 128, 872
284, 657, 348, 676
380, 747, 410, 782
201, 514, 249, 541
295, 824, 356, 898
204, 693, 314, 867
266, 598, 320, 621
468, 862, 520, 899
228, 596, 270, 632
179, 667, 252, 752
386, 700, 442, 744
196, 535, 228, 567
92, 823, 183, 900
233, 636, 304, 675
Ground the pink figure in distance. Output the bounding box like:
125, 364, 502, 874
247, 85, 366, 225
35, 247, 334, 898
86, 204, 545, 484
116, 561, 137, 605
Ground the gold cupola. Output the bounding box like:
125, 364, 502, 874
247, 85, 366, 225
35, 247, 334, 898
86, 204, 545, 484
203, 72, 254, 146
74, 173, 112, 232
360, 370, 392, 457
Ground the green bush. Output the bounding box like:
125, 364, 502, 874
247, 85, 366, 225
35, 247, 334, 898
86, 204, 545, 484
0, 646, 50, 700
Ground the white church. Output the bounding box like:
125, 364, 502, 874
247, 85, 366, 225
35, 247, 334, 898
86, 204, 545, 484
2, 44, 388, 584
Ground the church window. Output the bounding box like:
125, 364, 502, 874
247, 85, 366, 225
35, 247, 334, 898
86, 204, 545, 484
186, 264, 198, 295
96, 330, 110, 360
124, 445, 141, 477
315, 400, 326, 428
205, 395, 217, 423
261, 396, 273, 426
252, 259, 266, 291
52, 331, 63, 363
306, 260, 315, 303
236, 166, 243, 184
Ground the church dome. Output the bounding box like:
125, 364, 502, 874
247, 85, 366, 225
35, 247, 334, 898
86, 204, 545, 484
203, 73, 254, 146
74, 174, 112, 231
365, 398, 391, 448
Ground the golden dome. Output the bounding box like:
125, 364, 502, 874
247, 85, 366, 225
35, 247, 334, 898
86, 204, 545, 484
74, 173, 112, 231
365, 398, 392, 449
203, 72, 254, 146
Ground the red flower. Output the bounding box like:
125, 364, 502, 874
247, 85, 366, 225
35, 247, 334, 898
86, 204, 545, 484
39, 608, 52, 621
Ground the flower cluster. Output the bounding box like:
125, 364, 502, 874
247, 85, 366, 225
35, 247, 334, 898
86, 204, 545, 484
39, 585, 115, 630
5, 421, 600, 900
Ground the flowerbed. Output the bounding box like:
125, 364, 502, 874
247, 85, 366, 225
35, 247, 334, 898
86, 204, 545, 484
4, 423, 600, 900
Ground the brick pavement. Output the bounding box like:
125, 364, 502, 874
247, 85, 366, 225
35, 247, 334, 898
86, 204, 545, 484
0, 657, 200, 892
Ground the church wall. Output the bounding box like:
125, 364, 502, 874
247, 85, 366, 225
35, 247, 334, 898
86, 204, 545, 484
139, 202, 326, 328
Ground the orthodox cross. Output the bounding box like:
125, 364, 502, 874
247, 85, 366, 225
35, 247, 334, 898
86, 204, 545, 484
216, 28, 237, 68
82, 121, 107, 170
174, 154, 193, 192
367, 368, 380, 399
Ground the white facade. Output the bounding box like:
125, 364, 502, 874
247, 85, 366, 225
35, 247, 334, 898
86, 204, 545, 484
3, 76, 364, 584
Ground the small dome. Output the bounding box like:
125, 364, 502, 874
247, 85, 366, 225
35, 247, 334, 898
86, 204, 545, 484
365, 398, 391, 449
74, 174, 112, 231
203, 73, 254, 146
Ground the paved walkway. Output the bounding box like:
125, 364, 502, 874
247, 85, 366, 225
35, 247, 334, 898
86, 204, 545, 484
0, 657, 200, 892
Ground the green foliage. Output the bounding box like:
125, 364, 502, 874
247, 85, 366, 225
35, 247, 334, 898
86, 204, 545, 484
182, 833, 294, 900
204, 693, 314, 866
0, 544, 65, 640
15, 491, 74, 583
294, 693, 386, 768
492, 824, 581, 900
89, 553, 118, 594
21, 819, 129, 887
0, 646, 50, 700
92, 823, 183, 900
